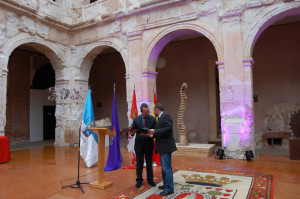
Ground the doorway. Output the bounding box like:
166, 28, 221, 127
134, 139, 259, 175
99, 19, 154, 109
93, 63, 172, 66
43, 106, 56, 140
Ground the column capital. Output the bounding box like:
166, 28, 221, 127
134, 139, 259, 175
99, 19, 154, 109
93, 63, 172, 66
127, 30, 143, 42
216, 61, 225, 70
219, 9, 242, 24
0, 68, 8, 77
243, 58, 254, 67
142, 71, 158, 78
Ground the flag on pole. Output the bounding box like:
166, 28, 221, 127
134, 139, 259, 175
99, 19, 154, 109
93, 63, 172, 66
127, 87, 137, 153
130, 88, 138, 119
153, 91, 157, 120
104, 86, 123, 171
127, 88, 138, 165
80, 89, 98, 168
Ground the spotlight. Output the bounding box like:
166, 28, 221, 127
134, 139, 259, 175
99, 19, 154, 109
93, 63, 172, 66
244, 150, 254, 161
215, 149, 225, 160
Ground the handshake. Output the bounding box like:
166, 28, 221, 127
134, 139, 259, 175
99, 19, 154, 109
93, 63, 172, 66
130, 128, 155, 137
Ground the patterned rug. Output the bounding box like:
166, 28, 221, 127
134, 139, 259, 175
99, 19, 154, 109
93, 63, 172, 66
111, 168, 273, 199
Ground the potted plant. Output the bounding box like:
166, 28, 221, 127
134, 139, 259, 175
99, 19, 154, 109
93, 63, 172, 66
289, 110, 300, 160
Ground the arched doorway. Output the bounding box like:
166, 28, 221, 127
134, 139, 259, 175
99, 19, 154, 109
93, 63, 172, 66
252, 13, 300, 150
5, 44, 56, 143
87, 46, 127, 144
146, 28, 220, 143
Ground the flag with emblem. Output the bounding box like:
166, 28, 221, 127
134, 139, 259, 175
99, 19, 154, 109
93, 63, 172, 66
104, 86, 123, 171
80, 89, 98, 168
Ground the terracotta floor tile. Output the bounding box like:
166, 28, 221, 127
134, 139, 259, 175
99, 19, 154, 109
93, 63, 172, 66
0, 146, 300, 199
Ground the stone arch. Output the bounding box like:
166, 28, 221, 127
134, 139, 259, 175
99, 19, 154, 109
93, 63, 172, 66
244, 4, 300, 58
77, 39, 128, 74
2, 33, 61, 142
31, 64, 55, 90
143, 22, 223, 71
2, 33, 65, 71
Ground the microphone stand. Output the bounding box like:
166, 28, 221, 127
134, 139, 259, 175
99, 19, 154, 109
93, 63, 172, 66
61, 126, 89, 193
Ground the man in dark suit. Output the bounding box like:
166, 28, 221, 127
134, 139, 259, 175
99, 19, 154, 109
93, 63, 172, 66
131, 103, 157, 188
148, 103, 177, 196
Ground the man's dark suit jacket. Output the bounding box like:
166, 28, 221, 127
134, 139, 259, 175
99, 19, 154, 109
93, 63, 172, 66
153, 112, 177, 154
131, 115, 157, 152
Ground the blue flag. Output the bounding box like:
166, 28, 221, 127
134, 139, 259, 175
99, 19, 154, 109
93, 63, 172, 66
80, 89, 98, 167
104, 89, 123, 171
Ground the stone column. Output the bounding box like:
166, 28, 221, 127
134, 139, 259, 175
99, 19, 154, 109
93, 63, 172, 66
142, 71, 157, 113
126, 31, 144, 125
0, 53, 9, 136
54, 48, 90, 146
219, 12, 255, 159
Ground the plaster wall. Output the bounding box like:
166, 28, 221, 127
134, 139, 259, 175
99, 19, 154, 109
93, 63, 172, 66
89, 52, 128, 130
157, 37, 217, 143
30, 89, 56, 142
253, 22, 300, 143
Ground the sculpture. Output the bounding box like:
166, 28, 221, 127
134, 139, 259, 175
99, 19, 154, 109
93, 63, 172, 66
178, 83, 188, 145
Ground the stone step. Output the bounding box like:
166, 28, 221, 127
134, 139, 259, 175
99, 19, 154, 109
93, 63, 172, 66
173, 143, 216, 158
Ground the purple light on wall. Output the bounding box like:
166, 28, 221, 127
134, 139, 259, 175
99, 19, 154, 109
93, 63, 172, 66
221, 105, 253, 147
142, 71, 158, 75
142, 75, 157, 78
221, 118, 229, 147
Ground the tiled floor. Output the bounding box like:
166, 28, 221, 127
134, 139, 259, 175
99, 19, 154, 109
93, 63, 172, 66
1, 141, 299, 199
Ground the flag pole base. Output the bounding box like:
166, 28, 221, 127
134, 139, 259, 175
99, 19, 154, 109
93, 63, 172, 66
61, 180, 89, 193
89, 180, 113, 189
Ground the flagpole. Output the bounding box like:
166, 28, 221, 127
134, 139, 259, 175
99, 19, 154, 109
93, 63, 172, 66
61, 106, 89, 193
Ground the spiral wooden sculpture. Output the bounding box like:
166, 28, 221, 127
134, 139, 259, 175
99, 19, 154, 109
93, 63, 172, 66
178, 83, 188, 145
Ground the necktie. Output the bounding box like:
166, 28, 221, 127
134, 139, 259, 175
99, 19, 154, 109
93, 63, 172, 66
143, 117, 147, 128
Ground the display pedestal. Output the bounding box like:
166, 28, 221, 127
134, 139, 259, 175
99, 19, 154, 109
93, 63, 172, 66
173, 143, 216, 157
88, 127, 115, 189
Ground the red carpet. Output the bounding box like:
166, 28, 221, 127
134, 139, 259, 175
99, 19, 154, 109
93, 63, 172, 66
123, 164, 137, 169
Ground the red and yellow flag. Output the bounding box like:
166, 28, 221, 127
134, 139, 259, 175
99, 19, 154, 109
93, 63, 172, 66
153, 91, 157, 119
130, 88, 138, 119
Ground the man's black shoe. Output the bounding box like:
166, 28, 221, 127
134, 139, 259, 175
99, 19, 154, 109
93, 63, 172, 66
148, 181, 156, 187
158, 185, 165, 190
136, 182, 142, 188
159, 191, 174, 196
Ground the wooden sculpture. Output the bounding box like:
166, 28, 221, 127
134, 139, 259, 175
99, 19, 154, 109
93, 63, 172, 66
178, 83, 188, 145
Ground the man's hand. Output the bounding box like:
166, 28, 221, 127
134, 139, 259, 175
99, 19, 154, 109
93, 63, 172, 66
148, 129, 154, 135
144, 133, 153, 138
148, 129, 155, 138
129, 129, 137, 136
